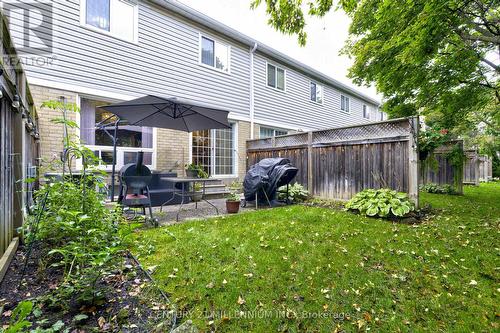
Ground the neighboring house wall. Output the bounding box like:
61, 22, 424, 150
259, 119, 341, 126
253, 53, 379, 130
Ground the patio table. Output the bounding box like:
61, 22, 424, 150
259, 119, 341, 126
159, 177, 222, 221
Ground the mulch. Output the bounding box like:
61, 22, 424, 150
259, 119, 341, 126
0, 242, 174, 332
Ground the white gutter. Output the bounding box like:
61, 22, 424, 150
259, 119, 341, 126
249, 42, 258, 139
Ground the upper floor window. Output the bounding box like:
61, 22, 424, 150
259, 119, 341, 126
363, 104, 370, 119
310, 82, 323, 104
379, 111, 385, 121
340, 95, 350, 113
267, 63, 285, 91
200, 36, 230, 73
260, 126, 288, 138
81, 0, 138, 43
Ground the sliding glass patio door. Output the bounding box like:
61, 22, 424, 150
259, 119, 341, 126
192, 125, 235, 177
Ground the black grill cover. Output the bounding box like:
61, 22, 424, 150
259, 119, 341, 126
243, 158, 298, 203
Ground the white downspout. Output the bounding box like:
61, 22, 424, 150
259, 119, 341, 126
249, 42, 258, 139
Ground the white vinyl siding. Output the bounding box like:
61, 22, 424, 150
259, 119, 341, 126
254, 54, 378, 129
8, 1, 379, 131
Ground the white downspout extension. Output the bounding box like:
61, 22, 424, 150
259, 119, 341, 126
249, 42, 258, 139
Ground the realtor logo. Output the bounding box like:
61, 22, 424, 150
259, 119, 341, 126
1, 0, 53, 55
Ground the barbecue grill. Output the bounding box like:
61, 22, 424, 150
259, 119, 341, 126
243, 158, 298, 207
118, 151, 155, 223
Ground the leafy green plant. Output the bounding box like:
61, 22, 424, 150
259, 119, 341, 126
193, 182, 202, 192
345, 188, 415, 218
21, 99, 128, 313
418, 127, 450, 160
278, 183, 309, 203
1, 301, 33, 333
226, 192, 241, 202
226, 181, 242, 202
185, 164, 209, 178
420, 183, 457, 195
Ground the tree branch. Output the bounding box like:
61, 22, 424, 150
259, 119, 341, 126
459, 31, 500, 45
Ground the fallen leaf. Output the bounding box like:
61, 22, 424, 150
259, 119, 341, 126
237, 296, 246, 305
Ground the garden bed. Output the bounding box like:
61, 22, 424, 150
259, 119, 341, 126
0, 242, 172, 332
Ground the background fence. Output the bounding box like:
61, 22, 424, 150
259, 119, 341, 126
420, 141, 464, 194
247, 117, 419, 205
464, 150, 493, 185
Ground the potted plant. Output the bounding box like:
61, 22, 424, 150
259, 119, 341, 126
185, 163, 208, 178
226, 192, 241, 214
191, 182, 203, 202
226, 181, 242, 214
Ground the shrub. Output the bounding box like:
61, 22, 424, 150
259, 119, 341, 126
278, 183, 309, 203
420, 183, 456, 194
345, 188, 414, 218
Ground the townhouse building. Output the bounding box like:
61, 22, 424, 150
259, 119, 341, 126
6, 0, 383, 180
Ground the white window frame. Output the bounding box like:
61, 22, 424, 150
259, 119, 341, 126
310, 81, 324, 104
363, 104, 370, 119
188, 122, 238, 178
259, 126, 288, 138
198, 33, 231, 74
75, 94, 157, 171
80, 0, 139, 44
340, 94, 351, 113
266, 62, 286, 92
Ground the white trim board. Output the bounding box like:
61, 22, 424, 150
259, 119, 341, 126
27, 77, 140, 101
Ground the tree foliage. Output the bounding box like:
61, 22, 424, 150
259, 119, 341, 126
251, 0, 499, 133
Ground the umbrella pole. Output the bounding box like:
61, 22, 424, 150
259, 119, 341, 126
110, 120, 119, 202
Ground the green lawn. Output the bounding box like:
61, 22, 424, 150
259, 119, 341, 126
131, 183, 499, 332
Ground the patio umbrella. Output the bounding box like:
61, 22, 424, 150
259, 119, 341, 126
98, 95, 231, 200
99, 95, 231, 131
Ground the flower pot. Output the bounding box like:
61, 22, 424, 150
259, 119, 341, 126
226, 200, 241, 214
191, 191, 202, 202
186, 169, 198, 178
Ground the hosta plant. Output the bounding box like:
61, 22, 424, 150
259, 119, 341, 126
345, 188, 414, 218
420, 183, 456, 194
278, 183, 309, 203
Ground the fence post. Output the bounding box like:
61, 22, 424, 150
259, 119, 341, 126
474, 151, 480, 185
307, 131, 313, 194
408, 117, 419, 208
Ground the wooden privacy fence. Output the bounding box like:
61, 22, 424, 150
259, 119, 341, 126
247, 117, 419, 206
420, 141, 464, 194
464, 150, 493, 185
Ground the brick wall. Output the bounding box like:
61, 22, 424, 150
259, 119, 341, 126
156, 128, 190, 175
30, 85, 78, 170
237, 121, 251, 179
